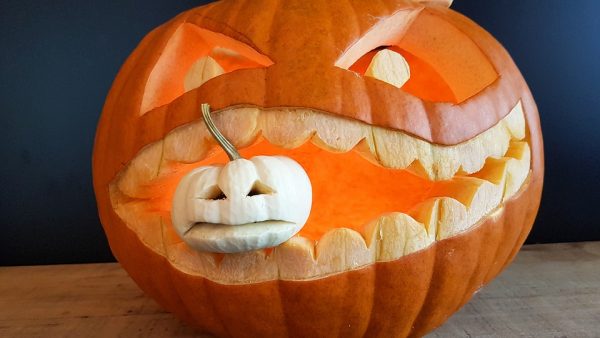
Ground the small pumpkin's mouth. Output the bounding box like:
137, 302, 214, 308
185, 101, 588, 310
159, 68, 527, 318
109, 100, 530, 282
183, 220, 297, 254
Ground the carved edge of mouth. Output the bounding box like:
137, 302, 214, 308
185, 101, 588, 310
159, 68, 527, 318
108, 100, 531, 283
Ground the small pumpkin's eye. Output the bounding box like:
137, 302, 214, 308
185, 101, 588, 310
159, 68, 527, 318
210, 191, 227, 200
198, 185, 226, 200
247, 180, 274, 197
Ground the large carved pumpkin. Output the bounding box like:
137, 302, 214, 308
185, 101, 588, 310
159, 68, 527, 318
93, 0, 543, 336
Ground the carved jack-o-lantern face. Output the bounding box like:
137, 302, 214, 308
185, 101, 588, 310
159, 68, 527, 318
93, 0, 543, 336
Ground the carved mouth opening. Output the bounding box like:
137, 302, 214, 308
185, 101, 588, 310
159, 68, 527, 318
109, 101, 530, 282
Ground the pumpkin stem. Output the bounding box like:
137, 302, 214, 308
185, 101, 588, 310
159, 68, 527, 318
201, 104, 242, 161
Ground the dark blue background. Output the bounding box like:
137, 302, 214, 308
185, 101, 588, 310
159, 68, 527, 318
1, 1, 599, 265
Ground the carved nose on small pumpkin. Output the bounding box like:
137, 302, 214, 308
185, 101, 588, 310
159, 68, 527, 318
217, 158, 274, 200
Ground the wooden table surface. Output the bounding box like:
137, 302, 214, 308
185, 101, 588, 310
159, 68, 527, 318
1, 242, 599, 337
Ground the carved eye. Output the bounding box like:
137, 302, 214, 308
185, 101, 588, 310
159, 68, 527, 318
350, 48, 411, 88
247, 180, 274, 197
200, 185, 227, 200
140, 23, 273, 115
339, 10, 499, 103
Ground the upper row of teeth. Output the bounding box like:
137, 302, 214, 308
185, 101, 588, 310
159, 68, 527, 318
117, 100, 526, 200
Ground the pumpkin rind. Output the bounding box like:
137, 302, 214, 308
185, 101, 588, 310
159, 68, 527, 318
93, 0, 544, 336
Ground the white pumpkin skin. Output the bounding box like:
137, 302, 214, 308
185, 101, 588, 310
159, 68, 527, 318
172, 155, 312, 253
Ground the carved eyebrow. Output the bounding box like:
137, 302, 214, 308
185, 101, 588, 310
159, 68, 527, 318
335, 8, 422, 69
141, 23, 273, 115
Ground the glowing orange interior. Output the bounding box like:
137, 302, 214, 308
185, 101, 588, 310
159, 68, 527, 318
141, 140, 485, 241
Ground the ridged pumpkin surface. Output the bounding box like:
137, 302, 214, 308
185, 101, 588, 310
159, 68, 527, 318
106, 172, 541, 337
93, 0, 543, 336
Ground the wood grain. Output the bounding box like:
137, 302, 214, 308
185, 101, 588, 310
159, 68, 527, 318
1, 242, 598, 338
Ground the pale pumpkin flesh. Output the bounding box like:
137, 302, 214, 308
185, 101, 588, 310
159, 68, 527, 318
109, 101, 530, 283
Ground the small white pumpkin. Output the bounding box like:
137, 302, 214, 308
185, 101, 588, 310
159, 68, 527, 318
171, 104, 312, 253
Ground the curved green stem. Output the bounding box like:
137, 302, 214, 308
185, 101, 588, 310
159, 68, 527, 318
201, 104, 242, 161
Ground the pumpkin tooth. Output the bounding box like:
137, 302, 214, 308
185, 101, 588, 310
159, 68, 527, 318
430, 176, 504, 238
502, 141, 531, 200
309, 114, 368, 152
409, 196, 472, 241
405, 160, 431, 179
117, 141, 164, 198
164, 120, 212, 163
212, 107, 261, 149
364, 49, 411, 88
315, 228, 374, 276
469, 156, 510, 190
434, 197, 470, 240
109, 184, 166, 253
369, 125, 422, 170
163, 107, 260, 164
437, 122, 511, 177
502, 101, 526, 140
468, 141, 530, 202
353, 136, 380, 166
363, 213, 432, 261
408, 198, 441, 241
217, 250, 278, 282
273, 236, 318, 279
259, 109, 313, 148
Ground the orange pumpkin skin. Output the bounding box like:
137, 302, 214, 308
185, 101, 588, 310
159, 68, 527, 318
93, 0, 543, 337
